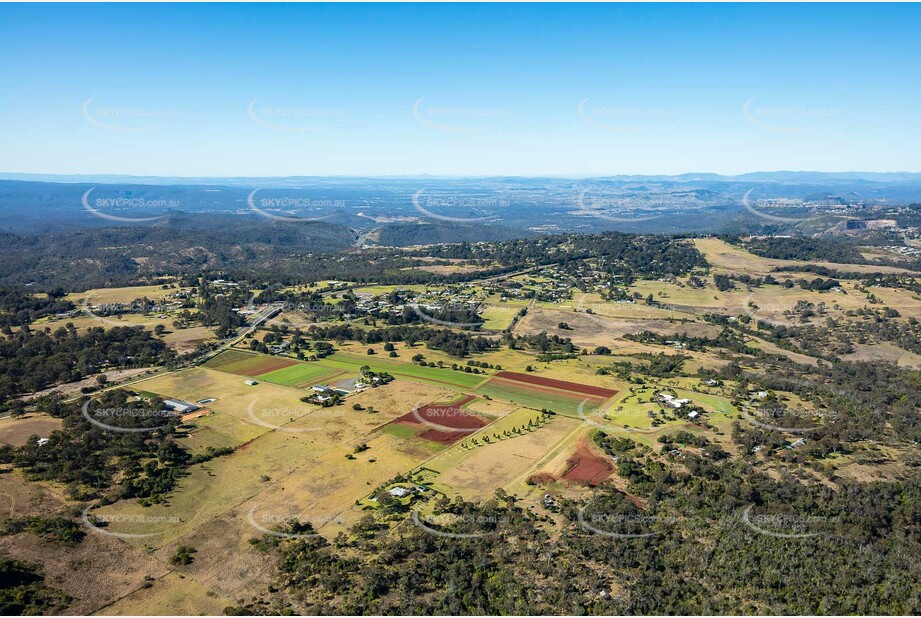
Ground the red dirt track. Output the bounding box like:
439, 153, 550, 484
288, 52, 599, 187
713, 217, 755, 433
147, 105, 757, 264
494, 371, 618, 398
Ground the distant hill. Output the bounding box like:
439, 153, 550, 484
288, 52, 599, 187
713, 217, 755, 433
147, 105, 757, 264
0, 214, 357, 289
2, 173, 921, 239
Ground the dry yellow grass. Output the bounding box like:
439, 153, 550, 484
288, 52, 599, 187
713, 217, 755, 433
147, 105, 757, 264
68, 284, 183, 304
0, 414, 62, 446
430, 414, 582, 500
96, 572, 232, 616
514, 305, 721, 350
695, 238, 915, 276
135, 367, 315, 427
0, 472, 172, 615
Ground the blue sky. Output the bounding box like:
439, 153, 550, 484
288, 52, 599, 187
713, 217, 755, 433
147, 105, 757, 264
1, 3, 919, 177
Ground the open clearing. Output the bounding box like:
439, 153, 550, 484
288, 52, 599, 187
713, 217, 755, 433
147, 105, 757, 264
97, 571, 232, 616
0, 413, 63, 446
68, 284, 183, 304
514, 305, 721, 349
427, 413, 582, 500
841, 342, 921, 368
134, 367, 316, 428
87, 380, 450, 598
0, 472, 172, 615
560, 436, 615, 486
694, 238, 916, 276
480, 305, 520, 330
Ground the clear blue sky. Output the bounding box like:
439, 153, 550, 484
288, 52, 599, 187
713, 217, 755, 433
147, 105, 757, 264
1, 3, 919, 177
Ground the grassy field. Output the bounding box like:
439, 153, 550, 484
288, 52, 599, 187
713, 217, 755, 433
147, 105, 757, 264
31, 312, 215, 353
86, 377, 452, 601
68, 284, 183, 304
694, 237, 915, 276
317, 351, 489, 390
426, 413, 583, 500
0, 473, 174, 615
180, 411, 271, 455
0, 413, 62, 446
423, 407, 538, 474
97, 571, 232, 616
513, 305, 721, 350
479, 305, 520, 330
257, 362, 345, 388
134, 367, 316, 428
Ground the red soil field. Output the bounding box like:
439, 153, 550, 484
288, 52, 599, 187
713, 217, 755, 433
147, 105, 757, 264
393, 395, 486, 443
561, 442, 615, 486
418, 428, 467, 444
494, 371, 618, 398
240, 357, 299, 376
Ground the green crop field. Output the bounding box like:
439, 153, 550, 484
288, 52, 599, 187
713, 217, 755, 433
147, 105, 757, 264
316, 353, 489, 390
474, 378, 606, 416
258, 362, 344, 388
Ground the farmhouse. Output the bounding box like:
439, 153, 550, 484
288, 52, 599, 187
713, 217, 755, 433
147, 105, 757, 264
387, 486, 411, 498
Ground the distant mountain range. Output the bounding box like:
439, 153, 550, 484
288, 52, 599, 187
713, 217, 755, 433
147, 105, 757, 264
1, 172, 920, 239
3, 171, 921, 186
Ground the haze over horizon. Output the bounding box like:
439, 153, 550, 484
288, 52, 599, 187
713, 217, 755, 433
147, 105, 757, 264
2, 3, 920, 177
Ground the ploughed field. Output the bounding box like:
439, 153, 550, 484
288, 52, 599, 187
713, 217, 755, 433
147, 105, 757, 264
391, 394, 487, 444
